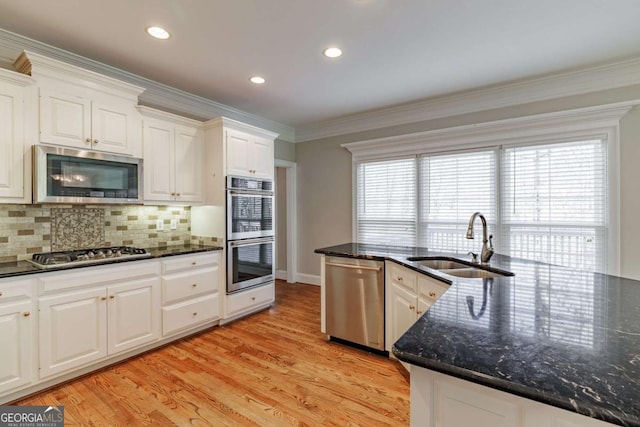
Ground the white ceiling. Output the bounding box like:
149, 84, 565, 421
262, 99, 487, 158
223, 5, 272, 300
1, 0, 640, 131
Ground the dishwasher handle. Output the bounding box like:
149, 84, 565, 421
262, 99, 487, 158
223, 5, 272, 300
325, 261, 382, 271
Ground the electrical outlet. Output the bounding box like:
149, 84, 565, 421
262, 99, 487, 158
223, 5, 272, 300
156, 219, 164, 231
170, 219, 177, 230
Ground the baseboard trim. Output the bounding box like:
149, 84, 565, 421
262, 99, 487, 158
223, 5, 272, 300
296, 273, 321, 286
275, 270, 287, 280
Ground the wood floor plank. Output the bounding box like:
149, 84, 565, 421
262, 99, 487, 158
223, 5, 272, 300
15, 280, 410, 426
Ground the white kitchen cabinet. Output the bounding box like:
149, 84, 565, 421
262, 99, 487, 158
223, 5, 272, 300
226, 128, 274, 179
38, 261, 160, 379
13, 51, 144, 157
39, 88, 140, 155
140, 107, 204, 203
224, 282, 275, 322
161, 252, 221, 336
0, 279, 36, 395
385, 261, 449, 354
410, 365, 614, 427
0, 69, 36, 203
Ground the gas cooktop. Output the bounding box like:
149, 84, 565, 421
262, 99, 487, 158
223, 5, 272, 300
27, 246, 152, 270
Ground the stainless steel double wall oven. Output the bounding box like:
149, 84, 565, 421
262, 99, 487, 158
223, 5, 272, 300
226, 176, 275, 293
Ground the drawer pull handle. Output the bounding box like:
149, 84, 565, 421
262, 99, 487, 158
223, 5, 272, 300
193, 312, 198, 316
409, 305, 415, 310
192, 284, 197, 288
23, 312, 30, 317
429, 291, 436, 297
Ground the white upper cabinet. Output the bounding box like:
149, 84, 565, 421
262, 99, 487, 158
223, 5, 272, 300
0, 69, 36, 203
14, 51, 144, 157
226, 128, 275, 179
139, 107, 204, 204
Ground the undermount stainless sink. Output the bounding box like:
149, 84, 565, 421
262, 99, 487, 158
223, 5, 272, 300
407, 258, 470, 270
438, 268, 512, 279
406, 256, 514, 279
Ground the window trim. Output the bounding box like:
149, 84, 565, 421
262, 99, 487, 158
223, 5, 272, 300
345, 102, 630, 275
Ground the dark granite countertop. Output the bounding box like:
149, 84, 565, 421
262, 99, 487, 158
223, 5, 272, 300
0, 244, 223, 280
315, 242, 640, 427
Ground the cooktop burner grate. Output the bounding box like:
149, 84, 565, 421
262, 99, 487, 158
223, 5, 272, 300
28, 246, 151, 269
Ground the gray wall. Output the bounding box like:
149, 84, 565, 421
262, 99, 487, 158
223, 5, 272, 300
275, 139, 296, 163
296, 84, 640, 279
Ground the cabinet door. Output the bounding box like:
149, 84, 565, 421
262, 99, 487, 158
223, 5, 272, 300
174, 125, 203, 202
107, 277, 160, 355
250, 137, 274, 179
0, 83, 25, 199
39, 288, 107, 379
39, 88, 91, 149
91, 100, 135, 155
226, 129, 252, 177
143, 119, 175, 202
388, 283, 418, 348
0, 300, 33, 394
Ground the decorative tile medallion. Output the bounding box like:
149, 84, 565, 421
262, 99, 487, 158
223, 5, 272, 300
51, 207, 105, 250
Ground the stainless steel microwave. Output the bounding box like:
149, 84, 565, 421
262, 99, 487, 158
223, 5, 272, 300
33, 145, 143, 204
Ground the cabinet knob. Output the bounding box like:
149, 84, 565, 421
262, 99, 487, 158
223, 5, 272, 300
101, 297, 107, 301
109, 295, 115, 299
85, 137, 91, 143
23, 312, 30, 317
192, 284, 197, 288
409, 305, 415, 310
417, 310, 423, 315
0, 291, 3, 297
251, 297, 256, 301
429, 291, 436, 297
192, 262, 197, 266
397, 276, 403, 281
94, 139, 99, 143
176, 193, 181, 196
171, 192, 176, 196
193, 312, 198, 316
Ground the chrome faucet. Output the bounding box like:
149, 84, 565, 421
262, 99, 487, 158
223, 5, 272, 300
466, 212, 494, 264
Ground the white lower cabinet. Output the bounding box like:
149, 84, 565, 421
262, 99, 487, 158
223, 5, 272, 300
225, 282, 275, 320
410, 366, 614, 427
161, 252, 221, 336
0, 279, 36, 395
385, 261, 449, 354
38, 261, 160, 379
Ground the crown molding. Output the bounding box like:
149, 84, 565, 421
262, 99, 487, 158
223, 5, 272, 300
204, 116, 280, 140
298, 57, 640, 143
0, 66, 34, 86
0, 28, 295, 142
137, 106, 204, 128
342, 101, 637, 161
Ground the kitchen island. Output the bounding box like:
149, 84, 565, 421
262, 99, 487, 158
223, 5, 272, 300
315, 243, 640, 427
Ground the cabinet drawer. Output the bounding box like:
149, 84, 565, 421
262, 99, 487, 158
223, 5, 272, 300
389, 264, 417, 292
161, 252, 220, 274
162, 293, 219, 336
0, 279, 34, 301
226, 283, 274, 317
162, 267, 218, 304
417, 276, 449, 303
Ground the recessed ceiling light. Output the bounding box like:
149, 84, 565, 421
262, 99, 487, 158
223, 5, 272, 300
146, 26, 170, 40
250, 76, 266, 84
323, 47, 343, 58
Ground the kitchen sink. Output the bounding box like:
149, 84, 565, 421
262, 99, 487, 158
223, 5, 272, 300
438, 268, 513, 279
406, 256, 514, 279
407, 257, 470, 270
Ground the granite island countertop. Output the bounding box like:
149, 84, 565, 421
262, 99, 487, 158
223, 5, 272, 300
315, 242, 640, 427
0, 244, 223, 280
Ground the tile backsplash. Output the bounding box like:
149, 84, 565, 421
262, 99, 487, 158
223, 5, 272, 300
0, 204, 222, 263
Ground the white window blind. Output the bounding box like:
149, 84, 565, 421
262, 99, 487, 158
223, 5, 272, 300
356, 158, 416, 246
418, 150, 497, 253
354, 138, 609, 272
501, 139, 607, 272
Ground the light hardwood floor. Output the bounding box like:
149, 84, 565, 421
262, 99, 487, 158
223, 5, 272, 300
16, 280, 410, 426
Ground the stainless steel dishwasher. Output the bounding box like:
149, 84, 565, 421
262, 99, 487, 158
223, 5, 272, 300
325, 256, 385, 351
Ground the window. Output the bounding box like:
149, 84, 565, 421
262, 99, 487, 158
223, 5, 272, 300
355, 139, 609, 272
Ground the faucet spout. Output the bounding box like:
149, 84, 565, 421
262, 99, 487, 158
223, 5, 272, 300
465, 212, 494, 264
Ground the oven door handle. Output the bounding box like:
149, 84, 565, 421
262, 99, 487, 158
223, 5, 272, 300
229, 237, 275, 247
228, 189, 274, 196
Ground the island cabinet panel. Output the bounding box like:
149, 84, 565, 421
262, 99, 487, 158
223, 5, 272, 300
410, 366, 615, 427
